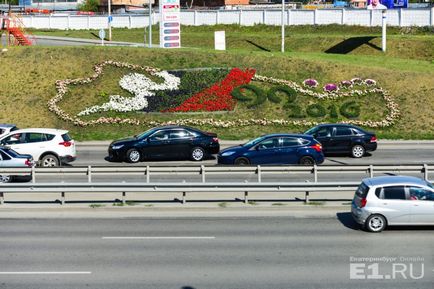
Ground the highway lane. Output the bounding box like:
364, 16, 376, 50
74, 142, 434, 167
0, 216, 433, 289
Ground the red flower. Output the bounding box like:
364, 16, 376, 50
165, 68, 256, 112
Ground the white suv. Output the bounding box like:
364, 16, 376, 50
0, 128, 76, 167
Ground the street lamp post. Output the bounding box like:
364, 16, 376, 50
108, 0, 112, 41
148, 0, 152, 48
281, 0, 285, 53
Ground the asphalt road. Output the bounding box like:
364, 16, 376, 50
0, 216, 433, 289
74, 142, 434, 167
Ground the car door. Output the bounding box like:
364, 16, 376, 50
312, 127, 333, 153
144, 130, 172, 159
377, 186, 412, 225
278, 137, 302, 164
246, 137, 281, 164
168, 129, 194, 159
408, 186, 434, 224
329, 126, 354, 153
0, 133, 37, 157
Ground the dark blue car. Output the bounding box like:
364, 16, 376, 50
217, 134, 325, 165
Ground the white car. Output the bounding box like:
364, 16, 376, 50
0, 128, 76, 167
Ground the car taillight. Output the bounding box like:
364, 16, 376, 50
311, 143, 322, 152
25, 159, 32, 167
59, 141, 72, 147
370, 136, 377, 143
360, 198, 367, 208
212, 137, 219, 143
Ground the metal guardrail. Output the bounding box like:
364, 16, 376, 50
0, 164, 432, 205
0, 181, 360, 205
0, 164, 431, 183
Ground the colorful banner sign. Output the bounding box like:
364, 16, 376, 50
159, 0, 181, 48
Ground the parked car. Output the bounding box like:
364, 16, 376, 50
217, 134, 324, 165
0, 146, 34, 183
0, 128, 76, 167
352, 176, 434, 232
304, 124, 377, 158
0, 124, 19, 138
108, 126, 220, 163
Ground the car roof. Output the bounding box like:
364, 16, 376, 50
316, 123, 359, 128
363, 176, 427, 187
0, 124, 17, 128
4, 128, 69, 134
260, 133, 313, 138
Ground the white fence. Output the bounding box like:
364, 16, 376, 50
21, 8, 434, 30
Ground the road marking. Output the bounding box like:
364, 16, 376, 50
0, 272, 91, 275
102, 236, 216, 240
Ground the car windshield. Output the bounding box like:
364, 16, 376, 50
243, 136, 268, 147
2, 148, 19, 157
426, 181, 434, 190
136, 128, 157, 139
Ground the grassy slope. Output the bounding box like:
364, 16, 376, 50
32, 24, 434, 61
0, 45, 433, 141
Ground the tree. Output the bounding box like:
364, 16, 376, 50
78, 0, 100, 12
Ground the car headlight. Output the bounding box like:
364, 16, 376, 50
111, 144, 124, 150
221, 151, 236, 157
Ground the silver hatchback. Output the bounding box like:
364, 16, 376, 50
352, 176, 434, 232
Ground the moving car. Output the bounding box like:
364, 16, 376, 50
108, 126, 220, 163
0, 128, 76, 167
352, 176, 434, 232
0, 124, 19, 138
304, 124, 377, 158
0, 146, 34, 183
218, 134, 324, 165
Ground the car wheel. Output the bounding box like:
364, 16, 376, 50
351, 145, 365, 158
191, 147, 205, 161
0, 175, 11, 183
40, 154, 59, 167
126, 149, 141, 163
234, 157, 250, 165
299, 156, 315, 166
365, 214, 387, 233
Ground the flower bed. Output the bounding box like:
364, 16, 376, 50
48, 61, 399, 128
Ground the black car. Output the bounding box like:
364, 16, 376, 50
108, 126, 220, 163
304, 124, 377, 158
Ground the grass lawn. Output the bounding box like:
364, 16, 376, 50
1, 25, 433, 141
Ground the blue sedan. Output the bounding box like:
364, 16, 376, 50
218, 134, 325, 165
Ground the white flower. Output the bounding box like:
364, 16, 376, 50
78, 71, 180, 116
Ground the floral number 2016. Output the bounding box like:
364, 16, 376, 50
232, 84, 360, 119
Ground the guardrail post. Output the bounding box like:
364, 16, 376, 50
31, 166, 35, 183
244, 191, 249, 204
313, 164, 318, 182
182, 192, 186, 204
305, 191, 310, 204
239, 10, 243, 25
201, 165, 205, 183
122, 192, 126, 205
257, 165, 262, 183
369, 165, 374, 178
87, 165, 92, 183
423, 164, 428, 181
146, 166, 150, 183
194, 10, 198, 26
0, 192, 4, 205
61, 192, 65, 205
